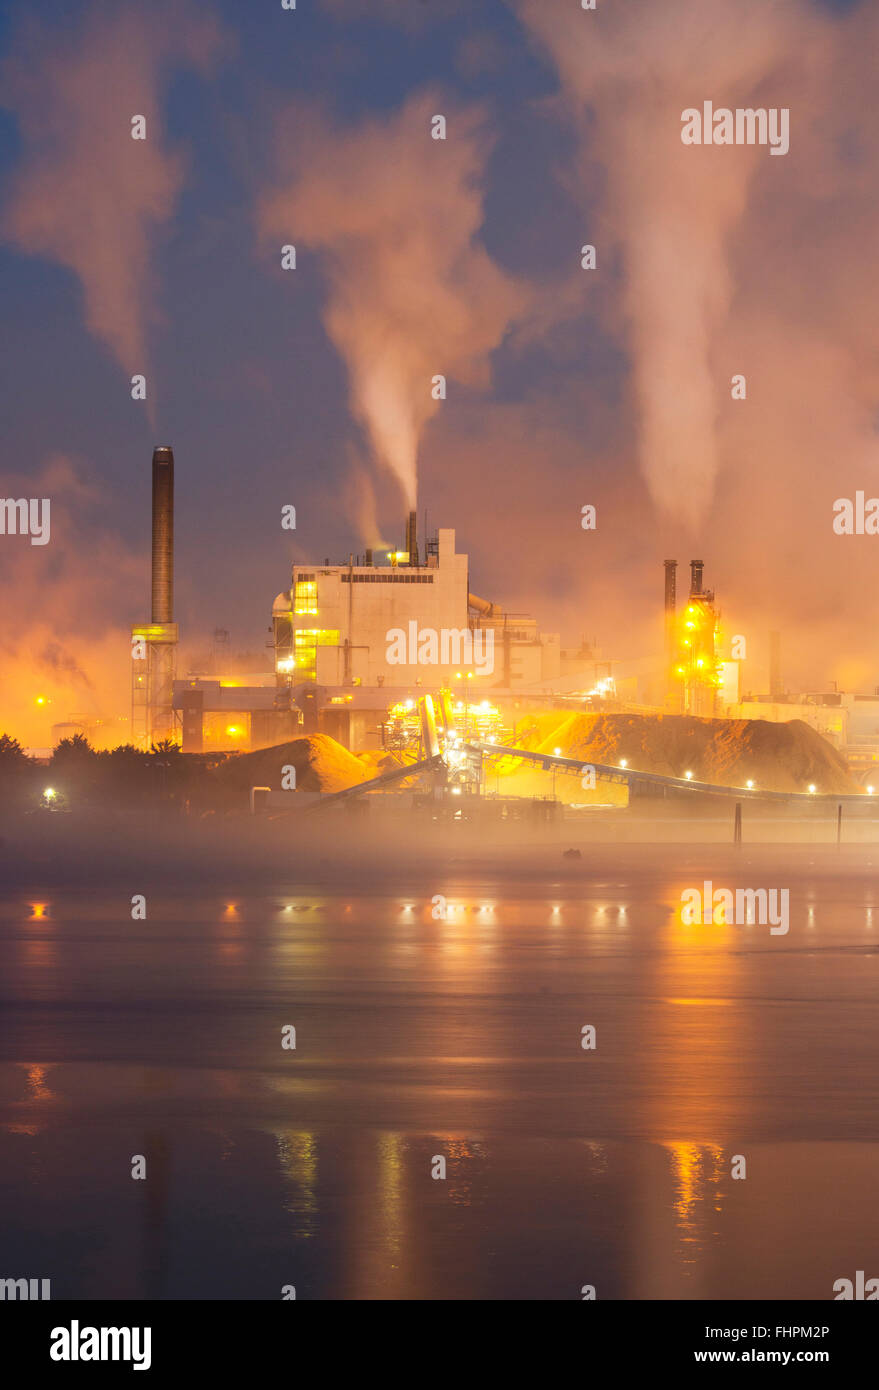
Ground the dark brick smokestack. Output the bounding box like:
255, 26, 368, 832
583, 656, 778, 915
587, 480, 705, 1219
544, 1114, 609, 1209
151, 446, 174, 624
406, 510, 418, 566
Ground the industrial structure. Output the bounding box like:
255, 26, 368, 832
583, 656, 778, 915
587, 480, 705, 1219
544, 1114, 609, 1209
271, 689, 872, 822
123, 459, 879, 779
271, 512, 560, 702
175, 677, 300, 753
131, 447, 178, 747
665, 559, 725, 715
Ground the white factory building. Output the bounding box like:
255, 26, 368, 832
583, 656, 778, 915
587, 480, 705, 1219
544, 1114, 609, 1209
271, 524, 560, 694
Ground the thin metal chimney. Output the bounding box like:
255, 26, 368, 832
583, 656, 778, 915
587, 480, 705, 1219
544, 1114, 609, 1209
769, 631, 782, 698
689, 559, 703, 597
663, 560, 677, 618
406, 510, 418, 567
151, 446, 174, 623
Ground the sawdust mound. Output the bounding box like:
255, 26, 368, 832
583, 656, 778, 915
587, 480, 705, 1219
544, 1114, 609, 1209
214, 734, 372, 794
513, 712, 857, 794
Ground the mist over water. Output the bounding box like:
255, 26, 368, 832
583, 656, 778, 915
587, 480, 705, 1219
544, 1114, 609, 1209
2, 813, 879, 1298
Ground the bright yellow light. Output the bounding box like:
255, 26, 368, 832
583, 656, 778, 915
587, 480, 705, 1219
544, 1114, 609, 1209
226, 725, 241, 737
43, 787, 56, 800
35, 695, 49, 706
684, 770, 693, 781
554, 747, 562, 756
620, 758, 627, 769
746, 779, 754, 789
868, 786, 875, 795
808, 784, 816, 794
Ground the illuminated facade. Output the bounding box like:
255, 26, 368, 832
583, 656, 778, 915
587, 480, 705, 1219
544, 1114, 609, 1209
668, 561, 723, 715
272, 527, 560, 695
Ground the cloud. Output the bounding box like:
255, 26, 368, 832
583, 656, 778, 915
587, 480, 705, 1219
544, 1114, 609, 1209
0, 454, 144, 747
259, 90, 527, 517
516, 0, 836, 529
321, 0, 467, 30
1, 0, 225, 378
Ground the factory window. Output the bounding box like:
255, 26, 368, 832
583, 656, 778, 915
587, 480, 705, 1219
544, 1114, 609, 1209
294, 579, 318, 615
293, 628, 339, 682
341, 573, 434, 584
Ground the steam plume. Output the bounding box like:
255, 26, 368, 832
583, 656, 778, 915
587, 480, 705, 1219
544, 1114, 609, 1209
259, 91, 525, 516
1, 1, 224, 378
518, 0, 823, 527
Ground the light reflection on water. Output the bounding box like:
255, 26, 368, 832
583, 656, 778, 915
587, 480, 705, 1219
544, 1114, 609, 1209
1, 870, 879, 1299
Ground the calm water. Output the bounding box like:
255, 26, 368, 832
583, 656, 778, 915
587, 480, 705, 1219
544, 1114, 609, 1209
2, 849, 879, 1299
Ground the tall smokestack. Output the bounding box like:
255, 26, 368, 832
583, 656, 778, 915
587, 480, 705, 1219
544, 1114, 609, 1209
151, 446, 174, 624
689, 559, 703, 597
663, 559, 677, 619
663, 560, 677, 710
406, 510, 418, 567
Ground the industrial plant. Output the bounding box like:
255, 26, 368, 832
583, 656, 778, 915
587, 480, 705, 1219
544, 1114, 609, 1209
83, 444, 874, 814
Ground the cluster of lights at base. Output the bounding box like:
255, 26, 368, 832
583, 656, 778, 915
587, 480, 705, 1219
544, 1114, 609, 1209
671, 601, 724, 714
385, 689, 508, 756
566, 675, 617, 704
450, 695, 507, 744
385, 699, 422, 752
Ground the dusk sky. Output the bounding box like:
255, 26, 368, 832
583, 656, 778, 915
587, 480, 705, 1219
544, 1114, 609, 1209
1, 0, 875, 742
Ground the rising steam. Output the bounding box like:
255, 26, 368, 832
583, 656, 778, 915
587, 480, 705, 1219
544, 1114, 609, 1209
517, 0, 823, 528
259, 91, 525, 517
1, 1, 224, 380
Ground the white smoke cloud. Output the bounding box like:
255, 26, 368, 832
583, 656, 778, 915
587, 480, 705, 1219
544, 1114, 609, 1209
259, 90, 527, 517
1, 1, 225, 378
517, 0, 830, 528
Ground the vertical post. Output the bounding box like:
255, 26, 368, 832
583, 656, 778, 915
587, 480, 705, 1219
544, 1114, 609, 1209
769, 630, 782, 699
664, 559, 677, 707
837, 803, 842, 846
734, 801, 742, 846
